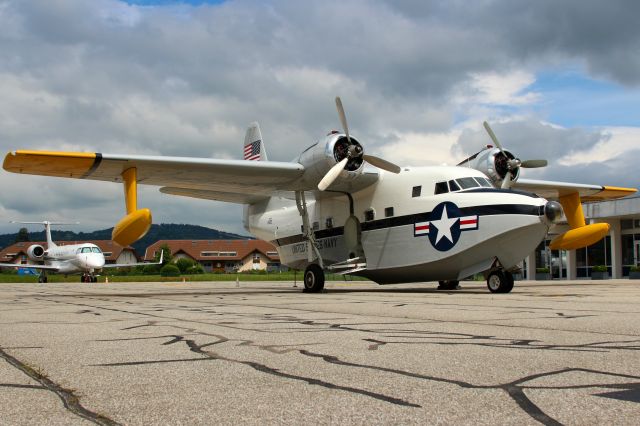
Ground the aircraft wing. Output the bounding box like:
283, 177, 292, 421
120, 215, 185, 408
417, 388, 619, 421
3, 150, 306, 199
513, 179, 636, 202
0, 263, 60, 271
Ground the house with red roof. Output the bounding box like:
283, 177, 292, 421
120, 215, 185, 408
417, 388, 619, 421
143, 239, 281, 272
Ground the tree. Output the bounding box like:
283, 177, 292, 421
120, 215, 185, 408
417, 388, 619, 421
15, 227, 30, 243
160, 264, 180, 277
175, 257, 196, 273
155, 244, 173, 266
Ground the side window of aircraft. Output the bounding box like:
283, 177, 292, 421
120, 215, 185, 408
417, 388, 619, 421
412, 186, 422, 197
434, 182, 448, 194
456, 177, 480, 189
474, 177, 492, 187
385, 207, 394, 217
76, 248, 82, 254
81, 247, 92, 253
91, 247, 102, 253
448, 180, 460, 192
364, 208, 375, 222
325, 217, 334, 229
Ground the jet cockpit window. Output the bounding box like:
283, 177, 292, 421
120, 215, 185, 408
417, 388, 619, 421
456, 177, 480, 189
434, 182, 448, 194
91, 247, 102, 253
81, 247, 92, 253
448, 180, 460, 192
76, 248, 82, 254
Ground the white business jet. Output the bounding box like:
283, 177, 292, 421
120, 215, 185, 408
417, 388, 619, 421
0, 221, 162, 283
3, 98, 635, 292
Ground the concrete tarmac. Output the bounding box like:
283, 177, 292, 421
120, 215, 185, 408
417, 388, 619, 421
0, 279, 639, 425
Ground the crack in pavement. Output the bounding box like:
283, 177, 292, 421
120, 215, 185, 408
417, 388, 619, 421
0, 346, 121, 426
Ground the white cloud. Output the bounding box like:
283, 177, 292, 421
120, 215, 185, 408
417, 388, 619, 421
558, 127, 640, 165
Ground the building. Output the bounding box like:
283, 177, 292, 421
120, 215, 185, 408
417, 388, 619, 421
144, 240, 281, 272
0, 240, 139, 267
525, 196, 640, 280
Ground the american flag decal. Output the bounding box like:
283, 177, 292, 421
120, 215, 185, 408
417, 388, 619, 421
244, 140, 262, 161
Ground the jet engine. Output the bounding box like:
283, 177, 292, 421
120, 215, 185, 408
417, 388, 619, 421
26, 244, 45, 260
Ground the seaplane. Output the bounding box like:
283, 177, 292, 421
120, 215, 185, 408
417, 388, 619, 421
3, 97, 636, 292
0, 221, 162, 283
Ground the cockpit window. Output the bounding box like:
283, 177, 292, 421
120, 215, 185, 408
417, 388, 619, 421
456, 177, 480, 189
76, 248, 82, 254
448, 180, 460, 192
81, 247, 92, 253
434, 181, 448, 194
474, 177, 493, 187
91, 247, 102, 253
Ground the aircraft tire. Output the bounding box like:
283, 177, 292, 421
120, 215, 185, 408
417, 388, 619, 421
437, 280, 460, 290
487, 270, 514, 293
303, 264, 325, 293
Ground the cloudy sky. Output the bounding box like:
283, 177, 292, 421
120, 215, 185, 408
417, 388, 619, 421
1, 0, 639, 236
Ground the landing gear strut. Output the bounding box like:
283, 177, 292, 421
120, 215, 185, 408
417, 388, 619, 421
303, 264, 325, 293
38, 273, 48, 284
437, 280, 460, 290
81, 274, 97, 283
487, 270, 514, 293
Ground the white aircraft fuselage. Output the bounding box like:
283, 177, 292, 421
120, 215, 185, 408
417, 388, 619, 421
40, 243, 106, 274
246, 165, 553, 283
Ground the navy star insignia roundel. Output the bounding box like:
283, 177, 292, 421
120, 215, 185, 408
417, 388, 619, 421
414, 202, 478, 251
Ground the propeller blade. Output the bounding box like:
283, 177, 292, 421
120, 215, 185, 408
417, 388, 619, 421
501, 171, 513, 189
335, 96, 351, 143
483, 121, 507, 156
363, 154, 401, 174
521, 159, 548, 168
318, 158, 348, 191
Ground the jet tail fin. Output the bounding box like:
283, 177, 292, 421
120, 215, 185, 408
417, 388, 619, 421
10, 220, 79, 248
243, 122, 268, 161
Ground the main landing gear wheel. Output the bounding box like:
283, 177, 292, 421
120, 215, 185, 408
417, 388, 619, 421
38, 275, 47, 284
437, 280, 460, 290
303, 264, 325, 293
487, 270, 514, 293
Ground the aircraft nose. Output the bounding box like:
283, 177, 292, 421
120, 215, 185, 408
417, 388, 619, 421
544, 201, 563, 224
86, 255, 105, 269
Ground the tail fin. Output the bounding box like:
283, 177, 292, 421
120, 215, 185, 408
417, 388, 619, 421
10, 220, 79, 248
243, 122, 268, 161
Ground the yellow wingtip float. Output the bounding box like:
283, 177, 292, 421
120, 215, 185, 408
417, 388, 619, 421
549, 223, 610, 250
549, 191, 618, 250
112, 167, 152, 246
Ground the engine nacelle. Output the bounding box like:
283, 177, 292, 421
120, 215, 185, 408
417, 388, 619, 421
297, 132, 365, 190
459, 147, 520, 188
26, 244, 45, 260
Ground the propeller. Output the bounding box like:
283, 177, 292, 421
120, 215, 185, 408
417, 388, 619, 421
482, 121, 547, 189
317, 97, 401, 191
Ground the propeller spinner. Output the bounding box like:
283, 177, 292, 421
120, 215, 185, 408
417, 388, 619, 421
318, 97, 401, 191
482, 121, 547, 189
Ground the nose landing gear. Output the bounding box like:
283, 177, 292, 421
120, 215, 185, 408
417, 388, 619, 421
81, 274, 98, 283
303, 264, 325, 293
487, 270, 514, 293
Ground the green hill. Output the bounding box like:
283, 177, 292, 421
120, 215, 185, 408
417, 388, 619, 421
0, 223, 251, 255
